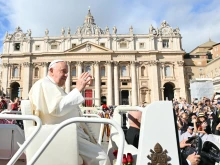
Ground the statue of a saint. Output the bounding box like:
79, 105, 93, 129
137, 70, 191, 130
27, 29, 32, 37
61, 27, 65, 36
129, 26, 133, 34
113, 26, 117, 34
4, 31, 8, 40
67, 27, 71, 35
105, 26, 109, 34
45, 29, 49, 36
95, 27, 99, 35
149, 24, 154, 34
76, 27, 81, 35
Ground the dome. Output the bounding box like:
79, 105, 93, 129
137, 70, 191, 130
75, 8, 106, 35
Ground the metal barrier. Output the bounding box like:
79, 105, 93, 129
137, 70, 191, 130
0, 114, 42, 165
28, 117, 125, 165
83, 113, 104, 145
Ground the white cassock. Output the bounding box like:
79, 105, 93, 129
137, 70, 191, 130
29, 76, 110, 165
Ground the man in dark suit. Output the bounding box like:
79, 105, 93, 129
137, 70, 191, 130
207, 112, 219, 134
180, 139, 201, 165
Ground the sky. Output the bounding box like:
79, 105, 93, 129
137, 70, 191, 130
0, 0, 220, 54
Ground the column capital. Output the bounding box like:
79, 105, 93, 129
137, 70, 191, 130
65, 61, 71, 65
105, 61, 113, 65
149, 60, 159, 66
177, 61, 184, 66
93, 61, 100, 66
41, 62, 48, 67
160, 87, 165, 91
3, 63, 9, 68
23, 62, 32, 67
130, 61, 137, 65
76, 61, 83, 66
113, 61, 119, 66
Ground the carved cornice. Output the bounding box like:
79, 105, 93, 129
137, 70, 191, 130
177, 61, 184, 66
105, 61, 113, 65
23, 62, 32, 67
130, 61, 137, 65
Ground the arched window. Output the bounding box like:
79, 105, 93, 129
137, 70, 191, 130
165, 66, 171, 77
34, 67, 39, 78
121, 66, 127, 76
85, 66, 91, 73
141, 66, 145, 76
101, 66, 105, 77
72, 66, 76, 77
12, 67, 18, 77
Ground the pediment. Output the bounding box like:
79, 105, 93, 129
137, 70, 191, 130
65, 41, 113, 53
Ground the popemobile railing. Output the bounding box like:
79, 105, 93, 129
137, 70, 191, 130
0, 114, 42, 165
28, 117, 125, 165
1, 110, 22, 114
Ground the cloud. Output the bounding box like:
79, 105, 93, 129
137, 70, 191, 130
0, 0, 219, 53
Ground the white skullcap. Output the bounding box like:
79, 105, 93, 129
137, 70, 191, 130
48, 60, 65, 69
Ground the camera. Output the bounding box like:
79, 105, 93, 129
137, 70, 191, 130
216, 92, 220, 95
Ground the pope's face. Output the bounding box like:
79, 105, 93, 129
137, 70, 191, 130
50, 62, 68, 87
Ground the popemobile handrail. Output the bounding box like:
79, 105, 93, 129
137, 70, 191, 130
28, 117, 125, 165
0, 114, 42, 165
82, 113, 104, 145
1, 110, 22, 114
114, 106, 145, 114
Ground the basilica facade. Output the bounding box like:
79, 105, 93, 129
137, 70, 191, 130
0, 9, 186, 106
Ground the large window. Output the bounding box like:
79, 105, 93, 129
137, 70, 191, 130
72, 67, 76, 77
121, 66, 127, 76
141, 66, 145, 76
162, 40, 169, 48
101, 66, 105, 77
14, 43, 20, 51
85, 66, 91, 73
12, 67, 18, 77
34, 67, 39, 78
165, 66, 171, 77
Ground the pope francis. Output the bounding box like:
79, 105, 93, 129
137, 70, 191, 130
29, 60, 110, 165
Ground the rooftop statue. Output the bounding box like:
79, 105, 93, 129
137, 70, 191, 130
61, 27, 65, 36
45, 29, 49, 36
113, 26, 117, 35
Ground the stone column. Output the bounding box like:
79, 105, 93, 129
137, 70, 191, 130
19, 87, 23, 98
22, 62, 32, 99
65, 61, 71, 93
114, 61, 119, 105
177, 61, 186, 99
7, 87, 12, 98
160, 87, 165, 100
146, 90, 151, 103
77, 61, 83, 78
107, 61, 113, 105
150, 60, 160, 101
41, 62, 48, 77
2, 63, 9, 96
94, 61, 101, 106
131, 61, 138, 106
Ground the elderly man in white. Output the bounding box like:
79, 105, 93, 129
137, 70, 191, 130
29, 60, 110, 165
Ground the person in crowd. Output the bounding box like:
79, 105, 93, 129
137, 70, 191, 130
215, 123, 220, 135
180, 139, 201, 165
0, 96, 7, 112
193, 113, 211, 135
102, 109, 111, 142
180, 126, 195, 142
178, 112, 189, 134
125, 110, 142, 149
11, 97, 20, 111
28, 60, 110, 165
207, 111, 219, 134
